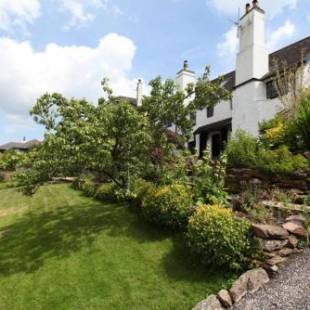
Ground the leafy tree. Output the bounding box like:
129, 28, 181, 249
140, 67, 231, 180
18, 84, 152, 194
17, 66, 231, 194
0, 150, 25, 171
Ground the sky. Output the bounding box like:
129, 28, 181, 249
0, 0, 309, 144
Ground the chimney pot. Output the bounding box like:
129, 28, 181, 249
245, 3, 251, 13
183, 60, 189, 70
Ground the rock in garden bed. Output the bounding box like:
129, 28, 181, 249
193, 294, 223, 310
217, 289, 232, 308
229, 268, 269, 303
252, 223, 289, 240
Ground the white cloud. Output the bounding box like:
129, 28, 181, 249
217, 20, 296, 63
0, 33, 138, 118
267, 20, 295, 51
207, 0, 298, 19
58, 0, 123, 29
217, 26, 238, 58
0, 0, 40, 32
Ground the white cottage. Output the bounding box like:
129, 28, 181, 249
135, 0, 310, 158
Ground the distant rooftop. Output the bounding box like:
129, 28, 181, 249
0, 139, 41, 152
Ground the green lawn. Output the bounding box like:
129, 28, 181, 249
0, 184, 235, 310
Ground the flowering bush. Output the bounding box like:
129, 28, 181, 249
187, 205, 254, 270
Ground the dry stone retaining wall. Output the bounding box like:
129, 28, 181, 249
192, 215, 308, 310
225, 168, 310, 194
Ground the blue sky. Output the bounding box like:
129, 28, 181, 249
0, 0, 309, 144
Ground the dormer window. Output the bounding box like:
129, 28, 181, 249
207, 106, 214, 118
266, 81, 278, 99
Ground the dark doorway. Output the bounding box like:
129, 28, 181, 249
211, 134, 221, 159
188, 141, 196, 154
199, 132, 208, 158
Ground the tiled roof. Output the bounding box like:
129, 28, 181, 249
115, 96, 138, 106
218, 35, 310, 91
0, 139, 41, 151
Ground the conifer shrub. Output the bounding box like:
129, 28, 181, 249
187, 205, 254, 271
142, 183, 193, 230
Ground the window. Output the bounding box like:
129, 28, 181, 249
190, 111, 196, 126
207, 106, 214, 118
266, 81, 278, 99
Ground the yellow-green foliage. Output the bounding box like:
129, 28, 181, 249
81, 178, 97, 197
132, 178, 156, 207
95, 183, 117, 202
257, 146, 308, 175
260, 115, 286, 148
142, 184, 193, 230
227, 130, 308, 175
187, 205, 254, 270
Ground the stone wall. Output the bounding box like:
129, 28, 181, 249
225, 168, 310, 194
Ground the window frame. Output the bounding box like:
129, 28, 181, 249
207, 106, 214, 118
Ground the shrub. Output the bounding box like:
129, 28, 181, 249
192, 149, 227, 205
226, 130, 258, 168
0, 171, 5, 183
257, 146, 308, 175
293, 91, 310, 150
81, 177, 97, 197
187, 205, 254, 270
95, 183, 117, 202
131, 178, 156, 207
259, 115, 286, 148
142, 183, 193, 230
0, 150, 25, 171
72, 175, 84, 190
227, 130, 308, 175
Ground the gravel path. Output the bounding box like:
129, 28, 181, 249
234, 249, 310, 310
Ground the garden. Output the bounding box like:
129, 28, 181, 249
0, 62, 309, 309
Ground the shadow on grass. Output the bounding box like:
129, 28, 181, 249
0, 191, 236, 287
161, 234, 237, 286
0, 197, 173, 277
